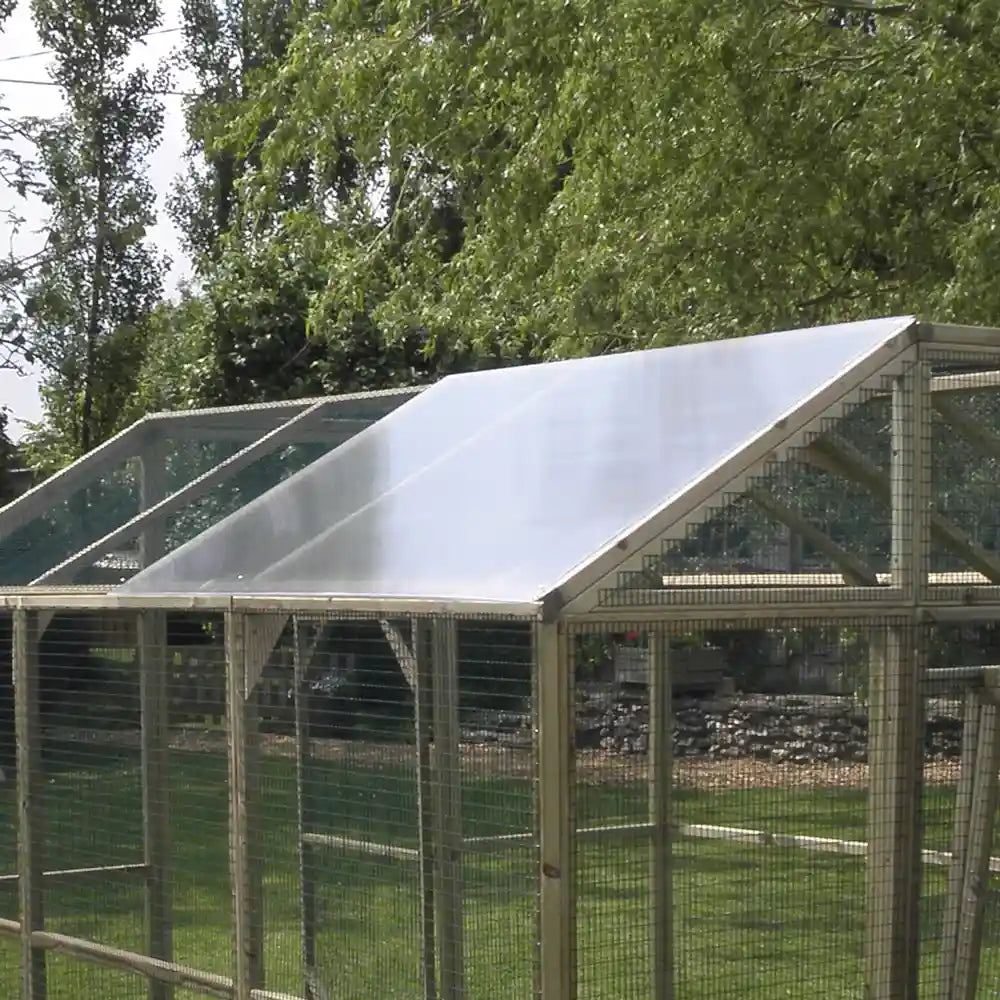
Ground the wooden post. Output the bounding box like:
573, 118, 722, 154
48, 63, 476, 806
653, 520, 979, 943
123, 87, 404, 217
866, 358, 928, 1000
538, 622, 572, 1000
379, 614, 437, 995
648, 629, 673, 1000
138, 432, 173, 1000
413, 619, 438, 1000
139, 611, 172, 1000
226, 611, 264, 999
14, 608, 45, 1000
293, 618, 317, 999
865, 626, 923, 1000
938, 691, 979, 1000
431, 618, 464, 1000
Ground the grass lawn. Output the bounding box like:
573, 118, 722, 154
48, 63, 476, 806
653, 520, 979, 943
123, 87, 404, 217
0, 740, 996, 1000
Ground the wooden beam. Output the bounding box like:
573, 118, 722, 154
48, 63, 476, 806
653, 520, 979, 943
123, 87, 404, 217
14, 609, 45, 1000
300, 833, 420, 861
865, 626, 923, 1000
931, 370, 1000, 395
806, 434, 1000, 582
412, 619, 438, 1000
0, 921, 305, 1000
431, 619, 465, 1000
946, 689, 1000, 1000
379, 620, 417, 689
648, 630, 673, 1000
938, 691, 979, 1000
537, 623, 573, 1000
244, 614, 289, 697
139, 611, 172, 1000
292, 619, 317, 1000
226, 613, 264, 999
748, 488, 880, 585
0, 863, 148, 886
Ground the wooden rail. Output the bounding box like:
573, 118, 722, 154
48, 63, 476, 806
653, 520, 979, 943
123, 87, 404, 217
303, 819, 1000, 873
0, 863, 148, 886
0, 918, 304, 1000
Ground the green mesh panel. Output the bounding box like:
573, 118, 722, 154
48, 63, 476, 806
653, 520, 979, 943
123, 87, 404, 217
0, 465, 141, 586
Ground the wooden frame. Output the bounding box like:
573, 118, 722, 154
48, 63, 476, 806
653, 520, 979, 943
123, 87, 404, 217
537, 622, 573, 1000
226, 612, 264, 998
14, 608, 45, 1000
292, 618, 318, 1000
648, 629, 673, 1000
430, 618, 465, 1000
412, 619, 439, 1000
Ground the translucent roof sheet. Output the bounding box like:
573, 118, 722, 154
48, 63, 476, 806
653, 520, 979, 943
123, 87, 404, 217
118, 317, 915, 604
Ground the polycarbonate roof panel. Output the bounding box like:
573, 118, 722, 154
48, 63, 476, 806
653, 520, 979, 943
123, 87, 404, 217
118, 317, 914, 603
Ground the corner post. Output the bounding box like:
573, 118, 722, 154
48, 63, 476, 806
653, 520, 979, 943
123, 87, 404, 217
867, 353, 929, 1000
538, 621, 573, 1000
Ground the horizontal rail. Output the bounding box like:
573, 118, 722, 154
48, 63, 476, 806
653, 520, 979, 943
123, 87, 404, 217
0, 920, 304, 1000
312, 820, 1000, 876
658, 571, 993, 587
677, 822, 1000, 872
301, 832, 420, 861
0, 862, 148, 886
464, 821, 652, 851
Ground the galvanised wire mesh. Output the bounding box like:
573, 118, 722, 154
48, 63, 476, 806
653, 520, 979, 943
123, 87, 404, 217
926, 352, 1000, 576
0, 609, 148, 999
287, 612, 537, 1000
603, 373, 905, 609
916, 646, 1000, 1000
0, 603, 543, 1000
568, 618, 904, 1000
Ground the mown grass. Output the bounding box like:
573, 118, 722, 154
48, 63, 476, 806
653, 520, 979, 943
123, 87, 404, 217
0, 743, 996, 1000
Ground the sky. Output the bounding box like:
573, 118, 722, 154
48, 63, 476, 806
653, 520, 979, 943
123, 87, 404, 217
0, 0, 191, 440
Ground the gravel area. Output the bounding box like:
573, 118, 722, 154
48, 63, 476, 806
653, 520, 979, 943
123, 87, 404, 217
49, 699, 961, 790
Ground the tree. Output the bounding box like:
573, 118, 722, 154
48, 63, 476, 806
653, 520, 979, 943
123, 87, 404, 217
20, 0, 168, 468
0, 0, 48, 371
157, 0, 490, 407
229, 0, 1000, 360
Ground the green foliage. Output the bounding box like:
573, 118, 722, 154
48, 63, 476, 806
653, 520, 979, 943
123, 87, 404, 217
20, 0, 168, 464
0, 408, 12, 499
222, 0, 1000, 359
0, 1, 44, 358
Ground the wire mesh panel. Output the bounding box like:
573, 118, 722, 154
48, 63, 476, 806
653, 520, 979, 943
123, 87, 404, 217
926, 353, 1000, 578
160, 612, 233, 982
0, 609, 19, 993
454, 618, 536, 999
565, 617, 937, 1000
918, 622, 1000, 1000
232, 610, 540, 1000
28, 611, 147, 998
